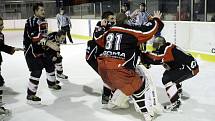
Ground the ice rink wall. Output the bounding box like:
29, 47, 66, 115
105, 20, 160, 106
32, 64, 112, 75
3, 19, 215, 62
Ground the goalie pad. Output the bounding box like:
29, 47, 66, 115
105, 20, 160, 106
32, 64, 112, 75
107, 89, 129, 109
135, 64, 163, 114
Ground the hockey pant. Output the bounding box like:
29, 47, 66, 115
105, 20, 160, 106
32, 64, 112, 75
61, 25, 73, 43
162, 67, 194, 103
52, 56, 64, 75
26, 55, 57, 96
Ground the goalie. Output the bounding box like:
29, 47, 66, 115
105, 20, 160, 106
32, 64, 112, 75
95, 12, 164, 121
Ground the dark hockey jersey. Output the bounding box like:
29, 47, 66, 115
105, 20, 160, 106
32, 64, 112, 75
45, 32, 60, 57
96, 17, 164, 69
23, 16, 48, 56
141, 42, 199, 75
0, 32, 15, 64
93, 21, 112, 40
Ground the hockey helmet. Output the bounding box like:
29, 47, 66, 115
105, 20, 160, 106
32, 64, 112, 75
152, 36, 166, 49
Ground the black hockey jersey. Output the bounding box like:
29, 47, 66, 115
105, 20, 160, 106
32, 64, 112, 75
141, 42, 199, 75
23, 16, 48, 56
96, 17, 164, 69
93, 21, 112, 40
45, 32, 60, 57
0, 32, 15, 63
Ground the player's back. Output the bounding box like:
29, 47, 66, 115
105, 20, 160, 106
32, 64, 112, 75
99, 24, 141, 69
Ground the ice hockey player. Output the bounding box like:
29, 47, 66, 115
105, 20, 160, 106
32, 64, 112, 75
85, 11, 116, 105
45, 30, 68, 80
95, 12, 163, 121
23, 3, 61, 103
140, 36, 199, 112
0, 16, 23, 119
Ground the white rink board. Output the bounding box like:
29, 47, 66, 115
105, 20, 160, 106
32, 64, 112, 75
3, 19, 215, 55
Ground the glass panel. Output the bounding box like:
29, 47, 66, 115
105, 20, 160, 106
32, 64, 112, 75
147, 0, 179, 21
193, 0, 205, 21
81, 3, 94, 19
207, 0, 215, 22
179, 0, 191, 21
102, 0, 120, 14
71, 5, 81, 19
95, 2, 101, 19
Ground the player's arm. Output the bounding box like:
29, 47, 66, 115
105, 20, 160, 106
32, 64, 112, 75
133, 11, 164, 43
0, 34, 21, 54
56, 14, 61, 29
26, 19, 45, 43
140, 51, 163, 65
93, 21, 107, 40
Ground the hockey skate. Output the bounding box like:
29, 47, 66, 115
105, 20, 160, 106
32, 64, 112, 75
48, 84, 61, 90
55, 80, 60, 84
102, 95, 110, 104
27, 95, 41, 104
0, 107, 11, 121
57, 73, 68, 79
142, 112, 154, 121
164, 100, 182, 112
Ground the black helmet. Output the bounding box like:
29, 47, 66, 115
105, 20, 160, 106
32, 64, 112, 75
152, 36, 166, 49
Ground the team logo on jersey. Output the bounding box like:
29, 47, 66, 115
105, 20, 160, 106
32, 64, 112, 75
102, 50, 125, 59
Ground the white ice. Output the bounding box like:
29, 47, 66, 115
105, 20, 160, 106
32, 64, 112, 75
1, 31, 215, 121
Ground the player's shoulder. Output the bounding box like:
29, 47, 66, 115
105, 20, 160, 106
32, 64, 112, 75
96, 21, 102, 26
48, 32, 57, 39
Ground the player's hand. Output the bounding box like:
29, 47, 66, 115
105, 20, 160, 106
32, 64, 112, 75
14, 48, 24, 51
101, 19, 107, 27
130, 9, 140, 19
153, 11, 162, 19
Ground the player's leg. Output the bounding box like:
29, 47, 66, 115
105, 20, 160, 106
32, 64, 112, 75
86, 40, 99, 73
86, 41, 112, 104
162, 69, 187, 111
54, 56, 68, 80
132, 81, 154, 121
27, 70, 42, 102
61, 27, 67, 44
25, 55, 43, 103
66, 26, 73, 43
0, 68, 4, 87
43, 55, 61, 90
136, 64, 163, 114
101, 83, 113, 104
0, 73, 10, 117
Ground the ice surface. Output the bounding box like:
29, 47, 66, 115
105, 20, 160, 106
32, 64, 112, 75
1, 31, 215, 121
